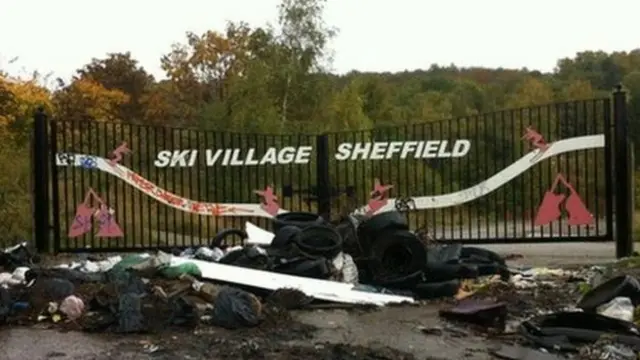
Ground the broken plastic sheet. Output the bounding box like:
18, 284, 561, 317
170, 256, 414, 306
3, 242, 27, 253
245, 222, 274, 246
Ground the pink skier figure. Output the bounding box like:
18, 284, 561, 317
255, 185, 280, 216
366, 178, 393, 216
521, 126, 549, 151
108, 142, 132, 166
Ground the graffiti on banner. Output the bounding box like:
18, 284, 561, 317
461, 181, 490, 202
394, 197, 416, 213
126, 170, 254, 215
56, 153, 98, 169
56, 152, 76, 166
79, 156, 98, 169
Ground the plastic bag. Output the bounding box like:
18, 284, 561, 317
59, 295, 85, 320
116, 292, 145, 333
195, 247, 224, 262
597, 297, 634, 322
112, 255, 149, 271
341, 253, 359, 284
332, 252, 345, 272
331, 252, 358, 284
12, 267, 30, 282
0, 272, 21, 286
160, 263, 202, 279
210, 286, 262, 329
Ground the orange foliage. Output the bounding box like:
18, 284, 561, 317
54, 78, 130, 122
140, 82, 198, 125
0, 74, 52, 126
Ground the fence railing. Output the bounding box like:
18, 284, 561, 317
28, 88, 634, 257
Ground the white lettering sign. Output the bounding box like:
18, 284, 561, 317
334, 140, 471, 161
152, 140, 471, 167
153, 146, 313, 168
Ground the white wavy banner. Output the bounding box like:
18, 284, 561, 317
56, 155, 284, 218
362, 134, 605, 215
56, 134, 604, 218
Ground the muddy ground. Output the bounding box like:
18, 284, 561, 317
0, 242, 630, 360
0, 281, 576, 360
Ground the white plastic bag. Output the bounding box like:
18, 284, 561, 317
331, 252, 358, 284
341, 253, 359, 285
597, 297, 634, 322
332, 252, 345, 272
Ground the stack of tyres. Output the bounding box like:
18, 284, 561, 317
357, 211, 409, 253
357, 211, 427, 289
268, 212, 338, 280
270, 211, 327, 249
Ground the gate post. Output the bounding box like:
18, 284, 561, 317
613, 86, 633, 258
32, 108, 50, 253
315, 134, 331, 220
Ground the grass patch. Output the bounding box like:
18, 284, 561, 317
634, 211, 640, 241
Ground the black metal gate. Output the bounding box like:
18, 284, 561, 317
31, 88, 633, 257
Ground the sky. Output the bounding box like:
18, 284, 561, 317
1, 0, 639, 84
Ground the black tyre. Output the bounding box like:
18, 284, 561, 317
577, 275, 640, 311
210, 228, 247, 248
272, 212, 325, 232
271, 226, 302, 248
295, 224, 343, 258
368, 229, 427, 279
358, 211, 409, 238
413, 280, 460, 300
371, 270, 424, 289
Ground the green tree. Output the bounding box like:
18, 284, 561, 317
274, 0, 337, 126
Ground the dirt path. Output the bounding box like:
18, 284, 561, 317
0, 307, 495, 360
292, 306, 495, 360
482, 241, 624, 266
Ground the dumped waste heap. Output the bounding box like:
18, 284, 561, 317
1, 211, 638, 359
0, 211, 508, 331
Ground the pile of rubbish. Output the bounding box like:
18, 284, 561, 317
3, 210, 640, 359
178, 211, 510, 302
0, 211, 510, 332
433, 264, 640, 359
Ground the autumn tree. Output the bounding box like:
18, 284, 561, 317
0, 72, 52, 241
53, 77, 130, 122
158, 22, 259, 126
76, 52, 154, 121
140, 80, 199, 126
161, 22, 254, 102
